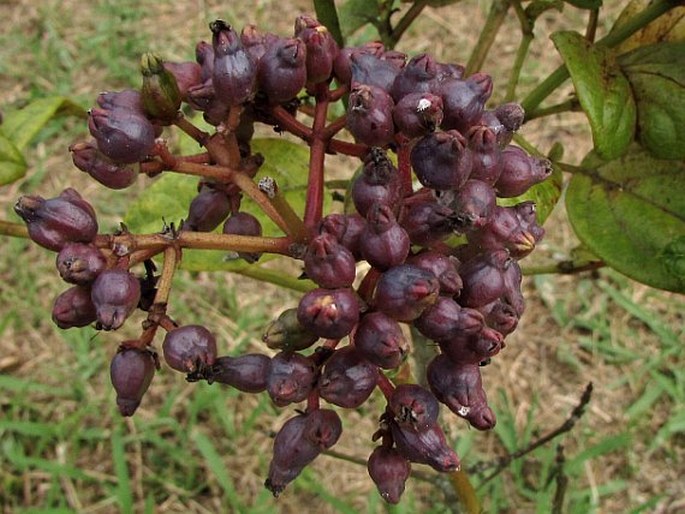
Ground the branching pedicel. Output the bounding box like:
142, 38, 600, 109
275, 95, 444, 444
13, 14, 551, 503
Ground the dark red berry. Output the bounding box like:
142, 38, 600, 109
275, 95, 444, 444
110, 348, 156, 417
389, 418, 460, 472
162, 324, 218, 373
360, 204, 410, 271
367, 446, 411, 504
354, 311, 408, 369
70, 141, 138, 189
297, 288, 360, 339
210, 20, 257, 106
346, 83, 395, 147
204, 354, 271, 392
406, 251, 462, 296
266, 351, 316, 407
56, 242, 107, 285
373, 265, 440, 322
389, 384, 440, 432
427, 355, 495, 430
439, 73, 492, 132
303, 234, 356, 288
494, 146, 553, 198
410, 130, 473, 191
184, 187, 231, 233
257, 37, 307, 103
351, 147, 401, 218
51, 285, 97, 329
319, 346, 378, 408
393, 92, 444, 138
414, 296, 484, 342
14, 189, 98, 252
90, 269, 141, 331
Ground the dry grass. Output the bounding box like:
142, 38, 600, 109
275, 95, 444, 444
1, 0, 684, 513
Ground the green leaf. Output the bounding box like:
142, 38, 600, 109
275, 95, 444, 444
314, 0, 345, 46
563, 0, 601, 9
551, 31, 636, 160
620, 42, 685, 160
1, 96, 86, 151
611, 1, 685, 55
0, 132, 27, 185
526, 0, 564, 21
337, 0, 380, 37
566, 146, 685, 293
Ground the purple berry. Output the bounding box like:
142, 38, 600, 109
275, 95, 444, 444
110, 348, 156, 417
346, 83, 395, 147
367, 446, 411, 504
494, 146, 553, 198
266, 351, 316, 407
319, 346, 378, 408
373, 265, 440, 322
354, 311, 408, 369
410, 130, 473, 191
389, 384, 440, 432
205, 354, 271, 392
56, 242, 107, 285
51, 285, 97, 329
360, 204, 410, 271
14, 189, 98, 252
297, 288, 360, 340
303, 234, 356, 288
70, 141, 138, 189
162, 324, 218, 373
90, 269, 141, 331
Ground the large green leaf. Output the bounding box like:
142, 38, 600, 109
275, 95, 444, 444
620, 42, 685, 160
551, 31, 636, 160
1, 96, 86, 151
0, 132, 27, 186
566, 146, 685, 293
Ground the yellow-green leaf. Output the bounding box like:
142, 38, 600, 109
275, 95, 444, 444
611, 0, 685, 55
0, 131, 27, 186
2, 96, 86, 151
620, 42, 685, 159
566, 146, 685, 293
552, 31, 636, 160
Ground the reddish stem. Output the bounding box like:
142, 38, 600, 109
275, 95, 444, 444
395, 134, 414, 198
270, 105, 313, 140
306, 389, 321, 412
304, 83, 331, 229
357, 267, 381, 305
328, 84, 349, 102
322, 115, 348, 140
328, 139, 368, 158
376, 372, 395, 401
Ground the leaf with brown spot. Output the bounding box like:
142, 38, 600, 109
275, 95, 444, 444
566, 146, 685, 293
552, 31, 636, 160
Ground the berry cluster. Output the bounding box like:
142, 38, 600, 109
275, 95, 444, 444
14, 13, 551, 503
